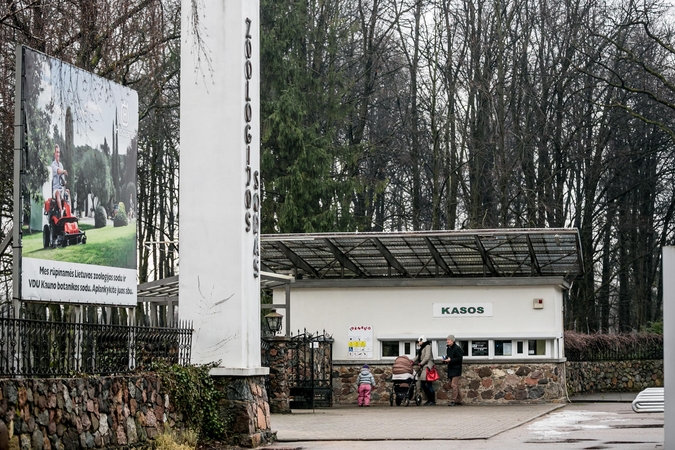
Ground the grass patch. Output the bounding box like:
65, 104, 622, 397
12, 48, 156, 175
22, 219, 136, 269
155, 426, 198, 450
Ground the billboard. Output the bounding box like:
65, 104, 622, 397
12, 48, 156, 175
14, 46, 138, 306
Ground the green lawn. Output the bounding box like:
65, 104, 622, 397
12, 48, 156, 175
22, 220, 136, 269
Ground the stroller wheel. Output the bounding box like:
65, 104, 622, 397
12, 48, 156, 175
395, 395, 402, 406
405, 397, 410, 407
415, 394, 422, 406
389, 392, 394, 406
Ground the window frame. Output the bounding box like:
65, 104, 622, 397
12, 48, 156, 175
380, 340, 416, 359
445, 339, 552, 359
379, 338, 554, 360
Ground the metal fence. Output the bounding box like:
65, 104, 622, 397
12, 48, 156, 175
565, 340, 663, 362
0, 317, 192, 377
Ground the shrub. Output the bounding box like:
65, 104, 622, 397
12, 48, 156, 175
152, 361, 225, 441
113, 202, 128, 227
645, 321, 663, 334
94, 205, 107, 228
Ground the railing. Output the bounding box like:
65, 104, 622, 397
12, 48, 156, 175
565, 340, 663, 362
0, 317, 192, 377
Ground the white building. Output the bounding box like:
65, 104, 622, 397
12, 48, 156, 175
261, 229, 582, 404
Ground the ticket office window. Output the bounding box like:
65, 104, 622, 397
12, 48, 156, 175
384, 340, 450, 359
528, 339, 547, 356
470, 340, 489, 357
385, 339, 549, 359
437, 340, 469, 358
494, 340, 513, 356
494, 339, 548, 358
439, 339, 486, 358
452, 339, 550, 358
381, 340, 415, 358
494, 339, 547, 358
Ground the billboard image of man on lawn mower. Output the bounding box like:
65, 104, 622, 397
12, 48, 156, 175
43, 144, 86, 248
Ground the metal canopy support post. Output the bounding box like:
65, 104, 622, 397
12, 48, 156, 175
526, 235, 543, 276
167, 300, 175, 327
268, 290, 291, 336
424, 237, 452, 275
285, 283, 290, 336
276, 242, 319, 278
323, 239, 365, 277
372, 238, 408, 276
150, 303, 158, 327
474, 236, 499, 276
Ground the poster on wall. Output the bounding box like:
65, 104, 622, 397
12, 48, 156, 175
348, 325, 373, 358
15, 46, 138, 306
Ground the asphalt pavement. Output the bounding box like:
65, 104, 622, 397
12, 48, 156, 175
261, 393, 664, 450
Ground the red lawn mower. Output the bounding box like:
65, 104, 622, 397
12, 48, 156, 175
43, 175, 86, 248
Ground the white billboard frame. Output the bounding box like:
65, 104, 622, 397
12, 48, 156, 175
13, 45, 138, 307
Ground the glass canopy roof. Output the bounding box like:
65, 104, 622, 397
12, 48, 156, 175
138, 229, 582, 298
261, 229, 582, 282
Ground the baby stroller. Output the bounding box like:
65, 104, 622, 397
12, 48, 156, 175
389, 356, 422, 406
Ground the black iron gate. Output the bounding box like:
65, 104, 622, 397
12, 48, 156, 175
289, 330, 334, 409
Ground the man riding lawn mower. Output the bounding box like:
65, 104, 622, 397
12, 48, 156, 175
42, 173, 86, 248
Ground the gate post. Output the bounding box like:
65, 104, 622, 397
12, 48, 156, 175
265, 336, 292, 413
179, 0, 271, 445
213, 375, 275, 447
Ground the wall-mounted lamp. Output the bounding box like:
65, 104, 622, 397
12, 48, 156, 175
264, 309, 284, 335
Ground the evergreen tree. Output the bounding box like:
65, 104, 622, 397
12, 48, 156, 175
260, 0, 361, 233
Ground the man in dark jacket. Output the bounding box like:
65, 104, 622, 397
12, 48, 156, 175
442, 334, 464, 406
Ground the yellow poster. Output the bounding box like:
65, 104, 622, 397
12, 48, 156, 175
348, 325, 373, 358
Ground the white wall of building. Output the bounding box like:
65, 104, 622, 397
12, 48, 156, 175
274, 283, 565, 361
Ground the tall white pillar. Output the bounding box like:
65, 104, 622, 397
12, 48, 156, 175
179, 0, 264, 374
664, 247, 674, 447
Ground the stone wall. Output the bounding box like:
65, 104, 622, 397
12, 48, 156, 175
0, 374, 182, 450
0, 374, 274, 450
333, 361, 566, 405
331, 360, 664, 404
565, 360, 663, 395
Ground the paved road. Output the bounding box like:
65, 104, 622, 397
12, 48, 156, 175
263, 401, 664, 450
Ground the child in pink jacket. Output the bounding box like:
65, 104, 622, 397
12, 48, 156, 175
357, 364, 376, 406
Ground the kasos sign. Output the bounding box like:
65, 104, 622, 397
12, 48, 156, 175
433, 303, 493, 317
